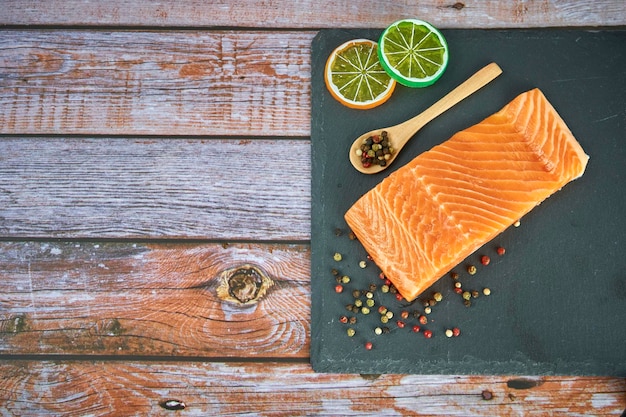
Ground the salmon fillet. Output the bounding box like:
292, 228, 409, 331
344, 88, 589, 302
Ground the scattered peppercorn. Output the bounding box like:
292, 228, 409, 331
335, 284, 343, 293
412, 325, 421, 333
483, 288, 491, 296
450, 271, 459, 280
401, 310, 409, 319
359, 260, 367, 268
333, 252, 342, 262
361, 307, 370, 315
472, 290, 480, 299
445, 329, 454, 338
462, 291, 471, 301
334, 228, 343, 236
424, 306, 432, 314
341, 275, 350, 284
347, 328, 356, 337
339, 315, 348, 324
423, 330, 433, 339
374, 327, 383, 335
452, 327, 461, 337
365, 341, 373, 350
433, 292, 443, 302
497, 246, 506, 256
481, 255, 490, 266
395, 293, 404, 301
513, 220, 521, 227
349, 316, 357, 324
418, 315, 428, 325
396, 320, 405, 328
467, 265, 477, 275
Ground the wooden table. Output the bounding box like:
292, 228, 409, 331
1, 2, 625, 415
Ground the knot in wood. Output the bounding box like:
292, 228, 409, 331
217, 264, 274, 305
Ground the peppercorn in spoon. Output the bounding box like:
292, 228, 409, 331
349, 62, 503, 174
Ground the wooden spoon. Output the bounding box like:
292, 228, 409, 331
349, 62, 503, 174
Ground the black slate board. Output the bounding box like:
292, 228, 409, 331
310, 28, 626, 375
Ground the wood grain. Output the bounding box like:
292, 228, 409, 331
0, 137, 310, 239
1, 0, 624, 28
0, 30, 313, 136
0, 241, 310, 357
0, 361, 624, 416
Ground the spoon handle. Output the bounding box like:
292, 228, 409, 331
399, 62, 503, 134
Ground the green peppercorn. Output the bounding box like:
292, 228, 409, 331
333, 252, 342, 262
433, 292, 443, 302
361, 307, 370, 315
462, 291, 471, 300
341, 275, 350, 284
347, 328, 356, 337
366, 298, 375, 308
354, 299, 363, 308
467, 265, 477, 275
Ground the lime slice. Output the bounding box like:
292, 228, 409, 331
324, 39, 396, 109
378, 19, 449, 88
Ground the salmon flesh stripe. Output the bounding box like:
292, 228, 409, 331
344, 88, 589, 302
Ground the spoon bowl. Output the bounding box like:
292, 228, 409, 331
349, 62, 503, 174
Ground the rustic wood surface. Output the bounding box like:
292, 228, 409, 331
1, 1, 625, 415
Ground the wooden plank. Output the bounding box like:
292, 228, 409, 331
1, 1, 624, 28
0, 241, 310, 357
0, 30, 313, 136
0, 360, 624, 416
0, 137, 310, 240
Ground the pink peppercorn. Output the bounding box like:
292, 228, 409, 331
423, 330, 433, 339
365, 341, 373, 350
497, 246, 506, 256
452, 327, 461, 337
396, 320, 405, 328
412, 325, 420, 333
395, 293, 404, 301
481, 255, 490, 266
335, 284, 343, 293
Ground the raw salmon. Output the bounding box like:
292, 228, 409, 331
344, 88, 589, 302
